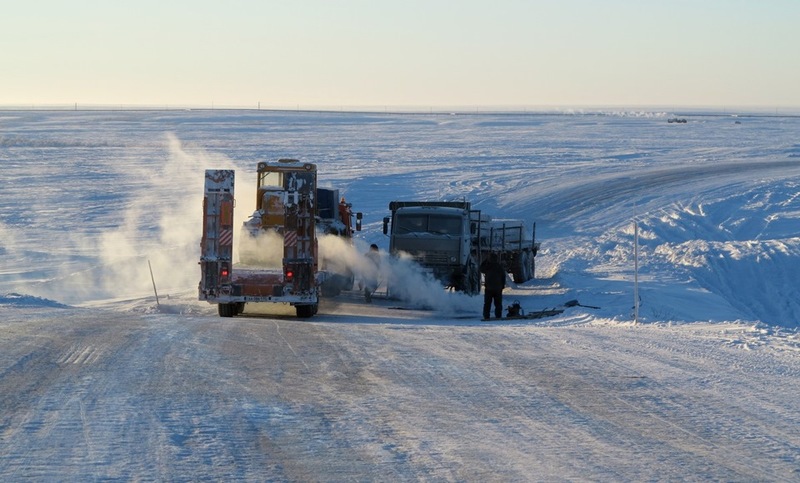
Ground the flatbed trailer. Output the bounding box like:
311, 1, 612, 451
199, 160, 320, 318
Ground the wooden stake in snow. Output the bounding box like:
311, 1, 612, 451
148, 260, 160, 307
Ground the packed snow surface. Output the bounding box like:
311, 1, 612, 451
1, 110, 799, 480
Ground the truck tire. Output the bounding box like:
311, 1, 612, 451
461, 257, 481, 295
511, 253, 526, 283
218, 303, 236, 317
296, 304, 314, 318
321, 282, 341, 298
524, 251, 534, 281
528, 253, 535, 280
521, 251, 531, 282
512, 251, 533, 284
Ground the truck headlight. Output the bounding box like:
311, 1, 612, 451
449, 256, 457, 263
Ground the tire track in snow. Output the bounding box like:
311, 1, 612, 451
273, 321, 310, 371
550, 325, 800, 480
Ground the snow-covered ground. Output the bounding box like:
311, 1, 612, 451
1, 110, 799, 480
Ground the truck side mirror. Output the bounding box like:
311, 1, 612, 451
356, 212, 363, 231
382, 216, 390, 235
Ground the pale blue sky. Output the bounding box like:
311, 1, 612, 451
2, 0, 798, 108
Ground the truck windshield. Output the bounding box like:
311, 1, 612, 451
396, 214, 461, 235
258, 171, 315, 194
259, 171, 282, 188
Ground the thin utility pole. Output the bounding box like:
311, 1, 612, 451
148, 260, 160, 307
633, 220, 639, 323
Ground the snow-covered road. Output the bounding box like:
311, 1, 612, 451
2, 296, 799, 481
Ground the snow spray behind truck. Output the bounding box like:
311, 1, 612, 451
199, 160, 321, 318
382, 201, 539, 295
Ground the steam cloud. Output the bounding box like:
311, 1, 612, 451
21, 134, 243, 305
319, 235, 481, 316
16, 134, 481, 316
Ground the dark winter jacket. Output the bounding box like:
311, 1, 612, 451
480, 257, 506, 292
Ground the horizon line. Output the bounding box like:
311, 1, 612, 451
1, 103, 798, 117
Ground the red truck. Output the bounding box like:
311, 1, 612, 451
199, 159, 321, 318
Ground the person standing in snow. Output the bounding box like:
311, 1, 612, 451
363, 244, 381, 303
480, 253, 506, 320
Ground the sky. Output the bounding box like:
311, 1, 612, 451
2, 0, 799, 109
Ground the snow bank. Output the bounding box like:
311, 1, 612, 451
0, 293, 71, 308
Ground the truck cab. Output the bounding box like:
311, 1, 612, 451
384, 201, 482, 294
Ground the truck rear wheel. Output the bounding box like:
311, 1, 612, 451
218, 303, 236, 317
296, 304, 315, 318
512, 251, 533, 283
527, 253, 535, 280
511, 253, 525, 283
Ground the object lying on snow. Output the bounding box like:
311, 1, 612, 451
563, 299, 601, 309
481, 298, 600, 321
